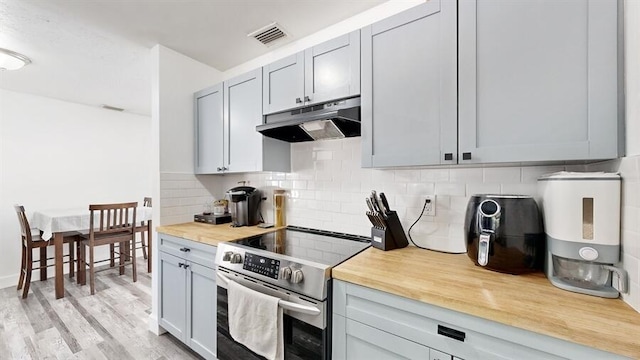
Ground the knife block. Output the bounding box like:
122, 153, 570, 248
370, 211, 409, 251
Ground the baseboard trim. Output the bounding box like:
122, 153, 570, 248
148, 314, 166, 335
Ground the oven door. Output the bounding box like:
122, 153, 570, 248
216, 269, 328, 360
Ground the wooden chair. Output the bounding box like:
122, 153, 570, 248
14, 205, 77, 299
110, 197, 152, 272
78, 202, 137, 295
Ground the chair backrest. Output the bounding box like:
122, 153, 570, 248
143, 197, 152, 207
14, 205, 35, 245
89, 202, 138, 240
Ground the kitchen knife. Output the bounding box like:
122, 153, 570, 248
374, 192, 387, 217
369, 191, 381, 213
379, 192, 391, 212
365, 197, 375, 213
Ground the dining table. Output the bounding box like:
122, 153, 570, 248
30, 206, 153, 299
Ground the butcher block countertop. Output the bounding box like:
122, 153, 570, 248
156, 222, 283, 246
333, 247, 640, 358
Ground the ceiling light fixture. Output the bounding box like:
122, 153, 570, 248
0, 48, 32, 71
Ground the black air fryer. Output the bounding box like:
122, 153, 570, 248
464, 195, 545, 274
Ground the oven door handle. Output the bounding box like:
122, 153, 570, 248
217, 272, 321, 316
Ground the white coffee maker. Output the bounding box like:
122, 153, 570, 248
538, 172, 627, 298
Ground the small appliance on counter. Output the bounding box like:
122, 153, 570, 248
464, 195, 545, 274
538, 172, 627, 298
226, 186, 262, 227
364, 190, 408, 251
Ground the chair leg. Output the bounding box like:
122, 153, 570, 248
39, 247, 47, 281
78, 243, 86, 285
131, 239, 137, 283
109, 244, 115, 268
23, 249, 33, 299
17, 244, 26, 291
68, 240, 75, 278
89, 244, 95, 295
140, 230, 148, 260
119, 241, 125, 276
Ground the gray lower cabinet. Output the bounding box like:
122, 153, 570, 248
332, 280, 626, 360
194, 68, 290, 174
158, 234, 217, 360
457, 0, 622, 164
361, 0, 457, 167
263, 30, 361, 115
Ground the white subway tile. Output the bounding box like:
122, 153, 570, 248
621, 281, 640, 312
371, 169, 395, 184
622, 181, 639, 208
500, 183, 538, 196
315, 150, 333, 161
450, 168, 483, 183
484, 167, 521, 183
421, 168, 450, 182
435, 183, 466, 196
395, 170, 421, 183
622, 231, 640, 259
521, 165, 566, 182
622, 206, 640, 233
406, 182, 435, 196
466, 183, 501, 196
624, 253, 640, 287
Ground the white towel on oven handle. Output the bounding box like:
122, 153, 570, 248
227, 279, 284, 360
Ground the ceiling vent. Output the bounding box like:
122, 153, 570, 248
248, 22, 287, 46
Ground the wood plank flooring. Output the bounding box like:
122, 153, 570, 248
0, 259, 203, 360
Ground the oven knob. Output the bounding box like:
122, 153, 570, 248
222, 251, 233, 261
291, 269, 304, 284
281, 266, 292, 280
230, 253, 243, 264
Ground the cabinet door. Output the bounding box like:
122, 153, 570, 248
304, 30, 360, 105
194, 84, 224, 174
361, 1, 457, 167
263, 52, 304, 115
224, 68, 263, 173
333, 314, 431, 360
458, 0, 620, 164
187, 262, 217, 360
159, 251, 187, 341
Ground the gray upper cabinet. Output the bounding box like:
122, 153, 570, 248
262, 53, 304, 115
458, 0, 622, 164
263, 30, 361, 115
361, 1, 457, 168
304, 31, 361, 106
195, 69, 290, 174
194, 84, 224, 174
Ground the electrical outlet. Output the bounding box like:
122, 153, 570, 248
424, 195, 436, 216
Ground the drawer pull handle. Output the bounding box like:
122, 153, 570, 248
179, 247, 191, 252
437, 325, 465, 342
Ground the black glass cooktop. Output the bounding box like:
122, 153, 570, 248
230, 226, 370, 267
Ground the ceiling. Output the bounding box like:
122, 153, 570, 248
0, 0, 386, 116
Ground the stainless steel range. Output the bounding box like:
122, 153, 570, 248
215, 226, 370, 360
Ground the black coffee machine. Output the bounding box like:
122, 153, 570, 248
464, 195, 545, 274
226, 186, 262, 227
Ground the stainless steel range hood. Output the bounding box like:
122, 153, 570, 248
257, 97, 360, 142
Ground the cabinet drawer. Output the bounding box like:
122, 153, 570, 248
159, 233, 217, 268
333, 281, 620, 359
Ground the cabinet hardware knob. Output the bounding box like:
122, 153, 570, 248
179, 247, 191, 252
223, 167, 228, 171
217, 167, 222, 171
304, 96, 311, 102
183, 264, 190, 269
444, 153, 453, 161
178, 263, 184, 268
295, 98, 302, 104
462, 152, 472, 160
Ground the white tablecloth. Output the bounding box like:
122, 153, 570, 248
31, 206, 153, 240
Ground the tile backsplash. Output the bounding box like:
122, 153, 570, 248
160, 138, 640, 312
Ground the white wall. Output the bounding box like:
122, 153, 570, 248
150, 44, 223, 333
0, 88, 152, 289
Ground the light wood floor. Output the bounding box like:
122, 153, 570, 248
0, 258, 203, 359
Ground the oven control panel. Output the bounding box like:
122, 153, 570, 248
243, 252, 280, 280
